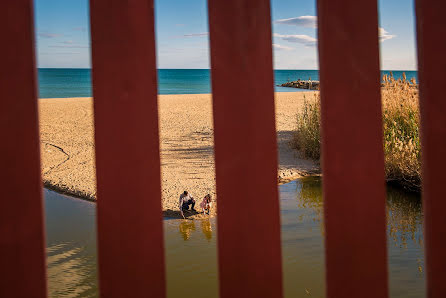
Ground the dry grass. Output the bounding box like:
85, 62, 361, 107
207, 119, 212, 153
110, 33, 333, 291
291, 73, 421, 191
290, 93, 321, 160
382, 73, 421, 191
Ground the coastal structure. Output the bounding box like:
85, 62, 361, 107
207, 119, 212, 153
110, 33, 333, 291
280, 79, 320, 90
280, 74, 417, 91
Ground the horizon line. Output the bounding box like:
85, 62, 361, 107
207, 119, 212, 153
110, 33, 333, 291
37, 67, 418, 71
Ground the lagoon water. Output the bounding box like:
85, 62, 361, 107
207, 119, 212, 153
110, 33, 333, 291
45, 178, 424, 297
37, 69, 418, 98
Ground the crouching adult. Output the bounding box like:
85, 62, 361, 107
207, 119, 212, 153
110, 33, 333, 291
179, 191, 195, 219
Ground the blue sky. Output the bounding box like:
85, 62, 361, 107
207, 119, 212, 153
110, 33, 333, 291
34, 0, 417, 70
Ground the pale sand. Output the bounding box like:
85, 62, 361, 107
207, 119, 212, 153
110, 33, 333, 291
38, 92, 319, 218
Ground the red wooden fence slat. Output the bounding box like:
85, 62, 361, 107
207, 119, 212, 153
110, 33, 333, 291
208, 0, 283, 297
0, 1, 47, 297
90, 0, 166, 297
317, 0, 389, 297
415, 1, 446, 296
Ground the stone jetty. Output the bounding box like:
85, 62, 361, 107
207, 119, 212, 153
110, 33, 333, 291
280, 73, 418, 91
280, 79, 320, 90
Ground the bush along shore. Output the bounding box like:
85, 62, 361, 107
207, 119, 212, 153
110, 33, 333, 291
291, 73, 421, 192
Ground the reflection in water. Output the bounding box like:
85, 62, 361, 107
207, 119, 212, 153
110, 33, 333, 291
295, 178, 324, 235
387, 187, 423, 250
285, 177, 425, 298
47, 244, 95, 297
280, 179, 326, 297
177, 219, 213, 242
44, 190, 98, 298
164, 219, 219, 298
293, 178, 424, 252
179, 221, 196, 241
45, 178, 424, 298
201, 219, 213, 241
386, 187, 425, 297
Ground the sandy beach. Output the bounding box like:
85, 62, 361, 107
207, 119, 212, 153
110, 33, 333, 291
39, 92, 319, 218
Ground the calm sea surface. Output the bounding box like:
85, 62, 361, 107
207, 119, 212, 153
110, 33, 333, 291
45, 177, 424, 297
37, 68, 418, 98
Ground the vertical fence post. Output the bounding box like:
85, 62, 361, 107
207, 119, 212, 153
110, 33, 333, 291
0, 1, 47, 297
415, 1, 446, 296
90, 0, 166, 297
207, 0, 283, 297
317, 0, 389, 297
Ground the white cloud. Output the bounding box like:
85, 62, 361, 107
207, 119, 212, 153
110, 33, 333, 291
274, 16, 396, 43
275, 16, 317, 28
38, 32, 63, 38
379, 28, 396, 42
73, 27, 87, 32
273, 33, 317, 47
183, 32, 209, 37
40, 52, 81, 55
49, 45, 89, 48
273, 43, 293, 51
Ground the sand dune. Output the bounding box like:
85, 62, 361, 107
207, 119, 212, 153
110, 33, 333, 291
39, 92, 319, 218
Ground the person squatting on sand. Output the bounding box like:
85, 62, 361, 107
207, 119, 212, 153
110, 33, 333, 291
179, 191, 196, 219
200, 194, 212, 215
179, 191, 213, 218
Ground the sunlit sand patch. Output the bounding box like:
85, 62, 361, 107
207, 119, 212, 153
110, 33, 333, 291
39, 92, 320, 218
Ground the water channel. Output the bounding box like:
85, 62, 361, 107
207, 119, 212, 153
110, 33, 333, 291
45, 177, 424, 297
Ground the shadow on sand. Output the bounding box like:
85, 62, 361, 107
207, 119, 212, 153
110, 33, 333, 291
163, 208, 201, 219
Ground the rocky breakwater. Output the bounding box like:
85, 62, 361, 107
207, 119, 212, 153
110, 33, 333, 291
280, 79, 320, 90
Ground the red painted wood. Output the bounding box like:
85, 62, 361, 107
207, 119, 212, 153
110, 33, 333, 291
90, 0, 166, 297
0, 1, 47, 297
415, 1, 446, 296
317, 0, 389, 297
208, 0, 283, 297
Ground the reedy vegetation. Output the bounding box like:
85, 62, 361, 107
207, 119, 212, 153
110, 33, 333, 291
291, 73, 421, 191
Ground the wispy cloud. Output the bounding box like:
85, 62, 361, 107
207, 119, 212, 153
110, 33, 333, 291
183, 32, 209, 37
73, 27, 87, 32
274, 16, 396, 43
40, 52, 81, 55
273, 33, 317, 47
38, 32, 63, 38
49, 45, 89, 48
275, 16, 317, 28
273, 43, 293, 51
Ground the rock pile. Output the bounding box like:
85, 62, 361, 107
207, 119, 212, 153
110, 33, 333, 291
280, 79, 320, 90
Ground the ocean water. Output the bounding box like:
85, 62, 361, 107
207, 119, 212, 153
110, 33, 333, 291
38, 68, 92, 98
37, 68, 418, 98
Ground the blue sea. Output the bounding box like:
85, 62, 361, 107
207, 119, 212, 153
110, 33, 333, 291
38, 68, 418, 98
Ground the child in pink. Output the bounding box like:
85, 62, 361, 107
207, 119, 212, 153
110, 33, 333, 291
200, 194, 212, 215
